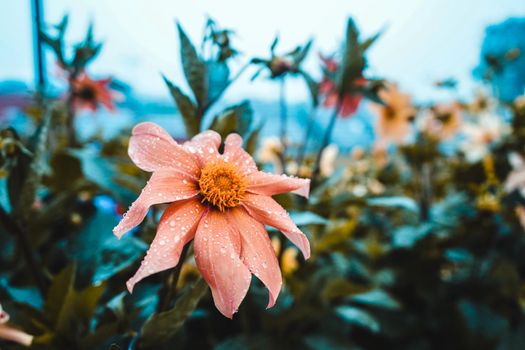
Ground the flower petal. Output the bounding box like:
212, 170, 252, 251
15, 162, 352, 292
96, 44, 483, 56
0, 326, 33, 346
246, 171, 310, 198
194, 210, 252, 318
113, 170, 199, 238
242, 194, 310, 259
128, 122, 200, 177
126, 200, 206, 292
184, 130, 221, 165
222, 133, 257, 175
228, 208, 282, 308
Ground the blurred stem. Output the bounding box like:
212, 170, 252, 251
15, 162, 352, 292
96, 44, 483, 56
419, 162, 432, 221
157, 244, 190, 313
296, 107, 317, 168
279, 77, 287, 171
312, 99, 341, 180
0, 206, 49, 297
66, 84, 77, 147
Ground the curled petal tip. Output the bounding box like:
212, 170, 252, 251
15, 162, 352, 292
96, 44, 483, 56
225, 133, 243, 147
293, 179, 311, 199
112, 227, 124, 239
126, 280, 135, 294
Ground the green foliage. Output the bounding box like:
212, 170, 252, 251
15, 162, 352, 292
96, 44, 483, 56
139, 278, 208, 348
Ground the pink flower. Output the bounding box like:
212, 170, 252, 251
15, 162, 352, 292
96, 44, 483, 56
0, 304, 33, 347
71, 72, 115, 112
319, 55, 367, 118
114, 122, 311, 318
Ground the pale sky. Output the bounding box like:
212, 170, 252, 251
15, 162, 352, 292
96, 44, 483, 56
2, 0, 525, 103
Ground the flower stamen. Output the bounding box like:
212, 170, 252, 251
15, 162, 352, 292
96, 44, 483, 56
199, 161, 246, 211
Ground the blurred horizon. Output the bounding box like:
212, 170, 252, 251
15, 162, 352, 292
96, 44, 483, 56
2, 0, 525, 104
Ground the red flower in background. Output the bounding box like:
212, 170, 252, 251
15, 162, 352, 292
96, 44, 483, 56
319, 55, 367, 118
71, 73, 115, 112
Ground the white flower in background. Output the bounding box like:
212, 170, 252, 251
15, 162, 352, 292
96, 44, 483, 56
320, 144, 339, 177
0, 304, 33, 347
258, 137, 284, 173
515, 92, 525, 110
460, 113, 510, 163
504, 152, 525, 197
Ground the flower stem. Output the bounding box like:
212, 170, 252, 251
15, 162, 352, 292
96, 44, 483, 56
296, 107, 317, 168
278, 77, 288, 171
157, 244, 190, 312
66, 85, 77, 147
0, 206, 49, 297
312, 101, 341, 180
419, 162, 432, 221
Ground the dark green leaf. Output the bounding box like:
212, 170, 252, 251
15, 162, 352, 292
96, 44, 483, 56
163, 76, 200, 137
206, 60, 230, 105
210, 101, 254, 139
177, 22, 208, 106
350, 289, 401, 310
139, 278, 208, 348
336, 306, 380, 333
298, 70, 319, 106
44, 265, 75, 326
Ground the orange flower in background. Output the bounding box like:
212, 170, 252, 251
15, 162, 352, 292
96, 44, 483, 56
113, 123, 311, 318
421, 102, 462, 140
0, 304, 33, 347
71, 73, 115, 112
319, 55, 366, 118
371, 83, 416, 144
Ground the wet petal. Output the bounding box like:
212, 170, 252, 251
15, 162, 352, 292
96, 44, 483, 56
184, 130, 221, 165
126, 200, 206, 292
194, 210, 252, 318
128, 122, 200, 177
0, 326, 33, 346
242, 194, 310, 259
222, 133, 257, 175
228, 208, 282, 308
246, 171, 310, 198
113, 170, 199, 238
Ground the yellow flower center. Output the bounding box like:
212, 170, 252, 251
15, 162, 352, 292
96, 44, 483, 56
198, 161, 246, 211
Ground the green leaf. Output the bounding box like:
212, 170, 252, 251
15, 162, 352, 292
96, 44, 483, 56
298, 70, 319, 107
44, 267, 107, 342
289, 211, 328, 226
367, 196, 420, 214
68, 148, 137, 205
139, 278, 208, 348
206, 60, 230, 103
392, 224, 433, 248
350, 289, 401, 310
56, 281, 106, 334
245, 122, 263, 155
336, 306, 380, 333
69, 209, 147, 283
292, 38, 313, 66
360, 29, 383, 52
209, 101, 254, 139
44, 265, 75, 326
177, 22, 208, 107
321, 278, 371, 301
339, 18, 366, 94
163, 76, 200, 137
